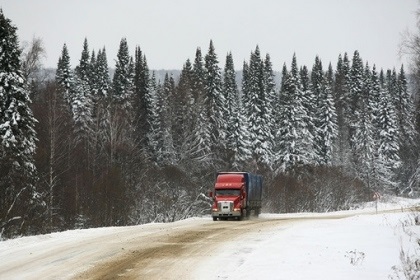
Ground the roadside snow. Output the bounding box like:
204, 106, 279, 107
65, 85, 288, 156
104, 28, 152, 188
195, 213, 419, 279
194, 197, 420, 280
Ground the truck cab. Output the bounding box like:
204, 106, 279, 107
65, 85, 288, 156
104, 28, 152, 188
211, 173, 247, 221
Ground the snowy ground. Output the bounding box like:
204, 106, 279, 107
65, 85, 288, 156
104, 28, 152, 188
0, 196, 419, 280
195, 213, 420, 280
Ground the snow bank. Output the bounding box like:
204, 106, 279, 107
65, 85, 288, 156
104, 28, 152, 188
194, 210, 420, 279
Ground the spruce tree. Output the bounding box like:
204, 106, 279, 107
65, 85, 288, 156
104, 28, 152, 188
276, 54, 314, 171
310, 57, 324, 163
96, 48, 110, 97
396, 65, 418, 190
280, 63, 288, 93
192, 47, 205, 102
376, 71, 401, 189
224, 52, 239, 164
317, 68, 338, 165
0, 10, 42, 238
244, 46, 274, 166
204, 40, 225, 160
56, 44, 74, 105
75, 38, 90, 85
334, 53, 352, 165
396, 65, 416, 146
174, 59, 197, 161
160, 74, 176, 164
262, 53, 276, 165
133, 46, 150, 148
192, 48, 211, 162
349, 52, 375, 188
145, 72, 162, 163
112, 38, 134, 112
89, 48, 110, 174
73, 39, 93, 143
107, 38, 134, 169
224, 52, 251, 168
88, 50, 97, 92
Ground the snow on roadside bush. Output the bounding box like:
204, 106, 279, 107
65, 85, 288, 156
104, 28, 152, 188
390, 212, 420, 280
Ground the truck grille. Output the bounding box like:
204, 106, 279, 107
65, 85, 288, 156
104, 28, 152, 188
218, 201, 233, 213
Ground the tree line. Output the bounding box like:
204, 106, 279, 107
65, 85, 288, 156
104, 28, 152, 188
1, 10, 419, 239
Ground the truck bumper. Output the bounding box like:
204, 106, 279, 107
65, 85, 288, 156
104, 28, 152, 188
212, 210, 242, 218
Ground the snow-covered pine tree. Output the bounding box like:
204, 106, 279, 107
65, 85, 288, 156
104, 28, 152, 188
224, 52, 251, 169
315, 63, 338, 165
91, 48, 110, 159
396, 65, 418, 191
192, 47, 211, 163
112, 38, 134, 113
376, 70, 401, 190
349, 53, 375, 188
280, 63, 288, 93
311, 56, 324, 99
0, 10, 42, 238
174, 59, 198, 162
145, 72, 162, 163
95, 48, 110, 99
105, 38, 134, 168
192, 48, 206, 103
396, 65, 416, 147
89, 49, 99, 141
333, 53, 352, 166
73, 38, 93, 144
160, 73, 176, 164
75, 38, 90, 85
133, 46, 150, 148
55, 44, 74, 105
368, 65, 382, 183
241, 61, 250, 110
262, 53, 276, 165
369, 65, 382, 139
244, 46, 274, 167
310, 56, 324, 164
204, 40, 225, 161
223, 52, 239, 165
276, 54, 314, 171
272, 63, 286, 168
88, 49, 96, 93
300, 66, 310, 94
245, 46, 263, 163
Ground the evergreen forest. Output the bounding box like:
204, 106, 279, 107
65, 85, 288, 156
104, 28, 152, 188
1, 10, 419, 239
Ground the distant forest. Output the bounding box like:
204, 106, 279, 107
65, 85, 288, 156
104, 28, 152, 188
1, 9, 419, 239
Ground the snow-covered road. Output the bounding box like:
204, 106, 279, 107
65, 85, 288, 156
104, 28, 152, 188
0, 199, 419, 279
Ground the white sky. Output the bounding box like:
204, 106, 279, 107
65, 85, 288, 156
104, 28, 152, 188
1, 0, 418, 71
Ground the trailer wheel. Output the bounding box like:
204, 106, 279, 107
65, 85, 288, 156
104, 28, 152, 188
245, 209, 251, 218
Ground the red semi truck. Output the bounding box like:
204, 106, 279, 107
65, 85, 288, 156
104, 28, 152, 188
210, 172, 263, 221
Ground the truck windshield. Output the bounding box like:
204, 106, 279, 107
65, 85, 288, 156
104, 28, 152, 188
215, 189, 241, 196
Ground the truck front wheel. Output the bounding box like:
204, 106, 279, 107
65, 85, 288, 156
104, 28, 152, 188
213, 217, 218, 221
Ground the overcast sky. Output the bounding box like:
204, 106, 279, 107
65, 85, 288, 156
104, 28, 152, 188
1, 0, 418, 71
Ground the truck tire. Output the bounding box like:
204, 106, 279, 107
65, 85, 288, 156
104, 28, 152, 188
238, 210, 244, 221
213, 217, 217, 221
